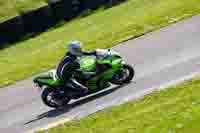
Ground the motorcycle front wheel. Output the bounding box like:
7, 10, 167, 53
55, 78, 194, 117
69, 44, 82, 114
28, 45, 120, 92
111, 64, 135, 85
41, 87, 71, 108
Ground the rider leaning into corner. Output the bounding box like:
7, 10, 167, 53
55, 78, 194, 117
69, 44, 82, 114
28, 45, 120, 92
56, 40, 108, 95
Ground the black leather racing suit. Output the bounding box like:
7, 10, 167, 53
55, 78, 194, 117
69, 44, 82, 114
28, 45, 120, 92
56, 52, 96, 93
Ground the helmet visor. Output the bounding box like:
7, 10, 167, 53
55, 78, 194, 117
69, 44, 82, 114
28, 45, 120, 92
72, 47, 82, 56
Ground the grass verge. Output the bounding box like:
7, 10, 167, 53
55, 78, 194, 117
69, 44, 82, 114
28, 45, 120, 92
0, 0, 200, 87
0, 0, 47, 23
37, 77, 200, 133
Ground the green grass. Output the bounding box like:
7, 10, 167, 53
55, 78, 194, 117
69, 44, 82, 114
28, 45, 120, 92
1, 0, 200, 87
0, 0, 47, 22
37, 77, 200, 133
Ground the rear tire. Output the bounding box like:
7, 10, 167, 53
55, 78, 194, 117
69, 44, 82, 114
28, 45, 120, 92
41, 87, 71, 108
111, 64, 135, 85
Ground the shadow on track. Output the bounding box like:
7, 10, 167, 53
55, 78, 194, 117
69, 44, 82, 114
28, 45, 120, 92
24, 82, 133, 125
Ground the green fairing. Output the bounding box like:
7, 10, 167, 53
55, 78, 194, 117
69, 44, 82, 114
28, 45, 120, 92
33, 71, 61, 87
79, 56, 96, 72
34, 76, 60, 87
33, 49, 135, 108
33, 50, 123, 91
86, 57, 123, 90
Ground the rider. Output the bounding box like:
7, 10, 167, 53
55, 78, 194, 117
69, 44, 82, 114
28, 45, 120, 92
56, 40, 96, 94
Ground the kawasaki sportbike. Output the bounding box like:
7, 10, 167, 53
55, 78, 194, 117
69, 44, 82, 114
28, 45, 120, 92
33, 49, 135, 108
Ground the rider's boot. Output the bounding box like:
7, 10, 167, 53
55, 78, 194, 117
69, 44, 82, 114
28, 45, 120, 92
70, 78, 89, 95
102, 82, 111, 88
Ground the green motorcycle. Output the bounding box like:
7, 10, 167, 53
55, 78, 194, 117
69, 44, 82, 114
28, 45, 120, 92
33, 49, 135, 108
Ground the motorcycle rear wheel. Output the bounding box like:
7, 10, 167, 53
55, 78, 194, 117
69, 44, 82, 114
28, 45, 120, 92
41, 87, 71, 108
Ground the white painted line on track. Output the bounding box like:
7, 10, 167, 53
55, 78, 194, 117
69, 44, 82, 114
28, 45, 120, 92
26, 118, 71, 133
28, 71, 199, 133
121, 71, 200, 104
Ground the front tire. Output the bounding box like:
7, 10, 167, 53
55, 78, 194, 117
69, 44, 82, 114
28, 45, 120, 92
41, 87, 71, 108
111, 64, 135, 85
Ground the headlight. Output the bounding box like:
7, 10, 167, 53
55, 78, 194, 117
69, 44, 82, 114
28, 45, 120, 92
121, 61, 126, 64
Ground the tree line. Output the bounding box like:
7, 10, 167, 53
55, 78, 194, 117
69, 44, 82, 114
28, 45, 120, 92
0, 0, 124, 49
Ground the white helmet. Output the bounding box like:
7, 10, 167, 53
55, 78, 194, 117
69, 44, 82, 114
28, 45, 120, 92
68, 40, 83, 56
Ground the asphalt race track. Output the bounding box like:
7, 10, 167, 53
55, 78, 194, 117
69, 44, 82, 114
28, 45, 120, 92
0, 15, 199, 133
